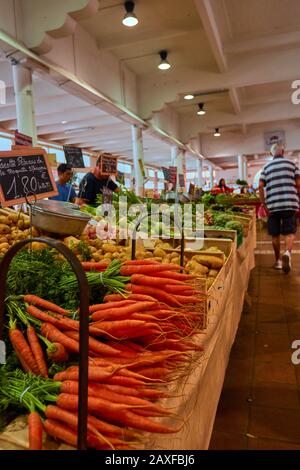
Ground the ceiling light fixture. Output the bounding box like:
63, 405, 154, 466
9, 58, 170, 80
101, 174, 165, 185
214, 128, 221, 137
158, 50, 171, 70
64, 127, 95, 134
197, 103, 206, 115
122, 1, 138, 27
61, 120, 68, 124
184, 94, 194, 100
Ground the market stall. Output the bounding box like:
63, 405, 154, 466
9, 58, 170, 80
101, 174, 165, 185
0, 190, 256, 451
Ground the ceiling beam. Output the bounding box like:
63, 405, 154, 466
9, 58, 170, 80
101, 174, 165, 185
224, 30, 300, 55
228, 87, 241, 114
193, 0, 227, 73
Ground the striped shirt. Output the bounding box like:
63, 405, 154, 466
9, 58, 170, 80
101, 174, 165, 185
260, 156, 300, 212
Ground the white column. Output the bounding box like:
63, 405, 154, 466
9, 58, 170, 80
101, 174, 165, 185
196, 159, 203, 187
297, 154, 300, 169
131, 125, 144, 197
12, 61, 37, 145
154, 170, 158, 191
170, 146, 185, 191
243, 157, 248, 181
237, 155, 244, 180
208, 165, 214, 189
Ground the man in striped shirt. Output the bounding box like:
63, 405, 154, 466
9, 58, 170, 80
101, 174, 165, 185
259, 143, 300, 273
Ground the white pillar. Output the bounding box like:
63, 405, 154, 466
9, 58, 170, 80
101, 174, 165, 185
243, 157, 248, 181
131, 125, 144, 197
297, 154, 300, 169
12, 62, 37, 145
170, 146, 185, 191
196, 159, 203, 187
237, 155, 244, 180
208, 165, 214, 189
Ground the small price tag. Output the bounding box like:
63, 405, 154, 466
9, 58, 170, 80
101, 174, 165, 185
0, 340, 6, 364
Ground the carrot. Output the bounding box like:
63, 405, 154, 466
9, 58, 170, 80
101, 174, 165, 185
87, 383, 169, 399
124, 259, 160, 265
91, 301, 156, 321
105, 341, 139, 357
103, 294, 125, 302
47, 342, 69, 363
127, 294, 159, 303
86, 413, 138, 439
26, 305, 79, 331
136, 367, 171, 379
9, 327, 40, 375
81, 261, 110, 272
43, 418, 77, 447
44, 405, 114, 449
89, 300, 135, 313
131, 274, 184, 286
27, 326, 48, 378
129, 284, 182, 307
60, 381, 169, 416
28, 411, 43, 450
164, 284, 194, 293
64, 331, 121, 357
120, 264, 182, 276
155, 271, 194, 280
41, 323, 79, 353
172, 295, 202, 304
24, 295, 70, 316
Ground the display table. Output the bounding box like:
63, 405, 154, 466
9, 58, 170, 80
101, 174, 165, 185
0, 221, 256, 451
147, 219, 256, 450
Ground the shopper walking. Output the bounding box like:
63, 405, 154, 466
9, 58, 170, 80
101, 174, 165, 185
259, 143, 300, 273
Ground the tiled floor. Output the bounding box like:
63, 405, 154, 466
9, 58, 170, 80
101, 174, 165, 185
209, 227, 300, 450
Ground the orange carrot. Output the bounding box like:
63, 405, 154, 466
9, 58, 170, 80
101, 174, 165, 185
41, 323, 79, 353
64, 331, 121, 357
103, 294, 124, 302
24, 295, 70, 316
27, 326, 48, 378
28, 411, 43, 450
47, 342, 69, 363
155, 271, 194, 280
129, 284, 182, 307
81, 261, 110, 272
127, 293, 159, 303
91, 301, 156, 321
88, 383, 169, 399
131, 274, 184, 286
26, 305, 79, 331
120, 264, 182, 276
43, 418, 77, 447
9, 327, 40, 375
89, 300, 135, 313
124, 259, 160, 265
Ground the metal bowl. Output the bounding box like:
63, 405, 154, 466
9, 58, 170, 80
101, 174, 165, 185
31, 200, 91, 236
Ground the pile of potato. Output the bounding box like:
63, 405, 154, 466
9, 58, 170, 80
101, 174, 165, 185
185, 247, 225, 289
0, 208, 37, 256
63, 235, 155, 263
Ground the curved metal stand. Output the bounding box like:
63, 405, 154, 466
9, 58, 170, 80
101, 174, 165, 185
131, 211, 185, 269
0, 237, 89, 450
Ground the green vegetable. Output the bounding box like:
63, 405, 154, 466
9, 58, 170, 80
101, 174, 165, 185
225, 220, 243, 234
213, 213, 232, 227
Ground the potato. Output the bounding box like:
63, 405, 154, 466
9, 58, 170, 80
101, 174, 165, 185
206, 278, 215, 289
7, 213, 18, 223
104, 253, 113, 259
93, 239, 102, 250
0, 242, 9, 251
170, 252, 179, 260
102, 244, 117, 253
0, 237, 8, 244
17, 219, 24, 229
171, 257, 180, 265
209, 269, 219, 278
0, 216, 10, 225
161, 243, 172, 250
153, 247, 166, 258
186, 260, 209, 275
0, 224, 10, 234
154, 239, 163, 246
90, 246, 97, 254
192, 254, 224, 270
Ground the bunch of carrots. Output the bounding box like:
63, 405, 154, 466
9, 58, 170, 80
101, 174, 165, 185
3, 259, 206, 450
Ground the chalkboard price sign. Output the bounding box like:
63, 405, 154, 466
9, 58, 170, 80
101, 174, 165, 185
0, 148, 58, 207
99, 154, 118, 176
63, 146, 85, 169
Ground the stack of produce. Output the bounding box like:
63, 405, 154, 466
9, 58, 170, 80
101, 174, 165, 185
0, 208, 34, 256
1, 259, 206, 450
